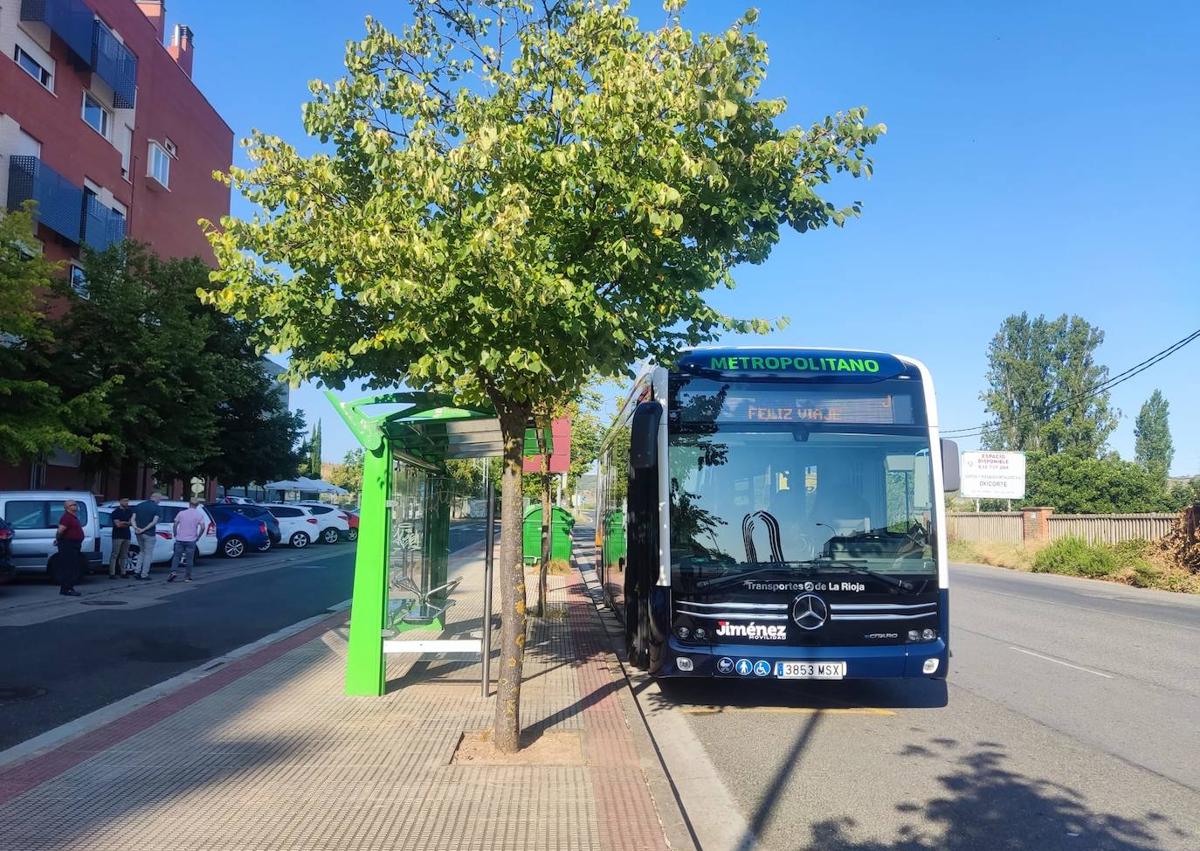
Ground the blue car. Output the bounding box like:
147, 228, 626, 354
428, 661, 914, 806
218, 503, 281, 552
205, 504, 270, 559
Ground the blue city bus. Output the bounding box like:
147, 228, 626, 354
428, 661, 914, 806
596, 348, 960, 682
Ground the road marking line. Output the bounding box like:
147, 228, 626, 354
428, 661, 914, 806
1007, 646, 1114, 679
681, 706, 895, 717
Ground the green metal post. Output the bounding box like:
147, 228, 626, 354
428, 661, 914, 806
344, 444, 391, 696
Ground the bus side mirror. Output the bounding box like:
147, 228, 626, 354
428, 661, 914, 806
630, 402, 663, 471
941, 439, 960, 492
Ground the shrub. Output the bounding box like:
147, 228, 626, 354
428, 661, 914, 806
1033, 537, 1119, 578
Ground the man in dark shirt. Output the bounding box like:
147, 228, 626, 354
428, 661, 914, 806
55, 500, 85, 596
109, 497, 134, 578
131, 493, 163, 580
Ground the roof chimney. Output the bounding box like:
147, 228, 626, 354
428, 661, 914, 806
136, 1, 167, 43
168, 24, 194, 77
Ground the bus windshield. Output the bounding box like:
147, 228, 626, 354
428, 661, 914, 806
668, 379, 937, 590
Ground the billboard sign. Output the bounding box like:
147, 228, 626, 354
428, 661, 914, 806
960, 451, 1026, 499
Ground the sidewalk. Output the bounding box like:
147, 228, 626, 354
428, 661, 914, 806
0, 543, 673, 850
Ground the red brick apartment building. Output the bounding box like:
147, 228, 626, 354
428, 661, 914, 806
1, 0, 234, 496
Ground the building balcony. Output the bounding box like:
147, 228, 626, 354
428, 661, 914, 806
92, 21, 137, 109
7, 155, 84, 244
21, 0, 138, 108
81, 193, 125, 251
20, 0, 94, 65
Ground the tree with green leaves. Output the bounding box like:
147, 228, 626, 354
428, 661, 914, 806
981, 313, 1117, 457
328, 448, 365, 494
1134, 389, 1173, 484
0, 207, 109, 463
307, 420, 324, 478
203, 0, 882, 751
45, 242, 220, 486
1021, 452, 1173, 514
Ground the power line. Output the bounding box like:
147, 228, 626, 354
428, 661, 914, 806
940, 326, 1200, 441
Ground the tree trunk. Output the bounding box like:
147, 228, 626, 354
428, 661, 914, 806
492, 401, 530, 754
536, 423, 552, 618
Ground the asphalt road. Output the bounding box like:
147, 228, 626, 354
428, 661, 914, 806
651, 562, 1200, 851
0, 519, 492, 752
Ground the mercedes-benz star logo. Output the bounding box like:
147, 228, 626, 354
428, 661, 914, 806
792, 594, 829, 630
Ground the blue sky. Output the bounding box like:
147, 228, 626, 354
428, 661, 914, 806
171, 0, 1199, 474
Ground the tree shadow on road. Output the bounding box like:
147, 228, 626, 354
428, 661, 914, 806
787, 738, 1191, 851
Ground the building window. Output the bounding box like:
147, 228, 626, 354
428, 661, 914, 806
148, 141, 171, 188
14, 46, 53, 90
82, 92, 112, 139
69, 264, 88, 298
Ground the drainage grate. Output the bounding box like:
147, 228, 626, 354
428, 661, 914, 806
81, 599, 129, 606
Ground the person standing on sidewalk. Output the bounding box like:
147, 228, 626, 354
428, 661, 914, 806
132, 493, 163, 581
109, 497, 134, 579
168, 499, 207, 583
54, 500, 85, 596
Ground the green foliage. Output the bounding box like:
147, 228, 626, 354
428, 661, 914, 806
1021, 452, 1174, 514
981, 313, 1117, 457
306, 420, 324, 477
1168, 478, 1200, 510
1033, 537, 1119, 578
46, 243, 221, 478
328, 447, 365, 493
1134, 389, 1173, 483
203, 0, 883, 411
0, 206, 109, 462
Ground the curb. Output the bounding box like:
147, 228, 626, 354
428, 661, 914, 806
571, 535, 759, 851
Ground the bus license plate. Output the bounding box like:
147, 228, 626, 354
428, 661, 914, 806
775, 661, 846, 680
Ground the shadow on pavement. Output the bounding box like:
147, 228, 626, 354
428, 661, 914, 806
802, 737, 1191, 850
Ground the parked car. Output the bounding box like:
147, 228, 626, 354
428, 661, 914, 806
0, 517, 15, 584
100, 500, 218, 559
345, 509, 359, 542
220, 496, 258, 505
0, 491, 101, 577
204, 504, 271, 558
296, 502, 352, 543
220, 503, 281, 551
98, 508, 173, 573
263, 503, 321, 549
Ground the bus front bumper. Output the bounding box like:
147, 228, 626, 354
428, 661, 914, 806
657, 637, 949, 680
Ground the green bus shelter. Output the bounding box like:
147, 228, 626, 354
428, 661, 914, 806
327, 391, 552, 698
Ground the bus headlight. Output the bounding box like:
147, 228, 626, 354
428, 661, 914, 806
922, 628, 937, 641
676, 657, 694, 672
676, 626, 691, 640
907, 630, 921, 642
923, 658, 940, 675
693, 627, 707, 640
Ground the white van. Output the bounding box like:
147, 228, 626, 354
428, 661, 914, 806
0, 491, 102, 576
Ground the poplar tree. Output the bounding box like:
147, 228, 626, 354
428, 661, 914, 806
203, 0, 882, 752
1134, 389, 1173, 483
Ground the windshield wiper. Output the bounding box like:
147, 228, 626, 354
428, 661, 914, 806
795, 558, 914, 592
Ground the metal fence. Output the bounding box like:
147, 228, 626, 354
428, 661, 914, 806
947, 513, 1024, 544
1047, 514, 1177, 545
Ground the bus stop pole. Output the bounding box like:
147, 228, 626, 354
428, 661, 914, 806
481, 466, 495, 698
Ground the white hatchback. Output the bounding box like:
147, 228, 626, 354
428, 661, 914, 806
262, 504, 322, 549
296, 502, 352, 544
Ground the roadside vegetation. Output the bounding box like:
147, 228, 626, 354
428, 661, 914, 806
950, 516, 1200, 594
